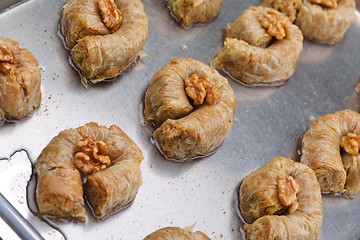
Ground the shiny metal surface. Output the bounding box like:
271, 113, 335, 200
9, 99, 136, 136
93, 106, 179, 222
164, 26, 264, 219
0, 151, 64, 240
0, 192, 43, 240
0, 0, 26, 12
0, 0, 359, 239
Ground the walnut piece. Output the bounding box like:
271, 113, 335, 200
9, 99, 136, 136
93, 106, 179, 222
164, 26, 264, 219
73, 136, 111, 174
264, 0, 302, 23
340, 133, 360, 155
0, 46, 16, 75
278, 175, 300, 214
309, 0, 337, 8
184, 74, 220, 105
98, 0, 123, 33
258, 9, 289, 40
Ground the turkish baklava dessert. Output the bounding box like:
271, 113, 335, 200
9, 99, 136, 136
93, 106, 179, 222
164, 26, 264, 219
0, 37, 41, 122
144, 58, 236, 161
168, 0, 223, 28
35, 122, 143, 221
301, 109, 360, 195
239, 157, 323, 239
60, 0, 148, 85
262, 0, 356, 43
212, 6, 303, 86
144, 226, 210, 240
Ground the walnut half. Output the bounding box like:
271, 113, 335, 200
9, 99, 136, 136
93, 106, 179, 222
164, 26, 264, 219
262, 0, 302, 23
309, 0, 337, 8
73, 136, 111, 174
258, 9, 289, 40
340, 133, 360, 155
184, 74, 220, 105
98, 0, 123, 33
0, 46, 16, 75
278, 175, 300, 214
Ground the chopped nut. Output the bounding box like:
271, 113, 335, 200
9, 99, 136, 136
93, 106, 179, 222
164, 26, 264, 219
76, 137, 89, 148
264, 0, 302, 23
73, 136, 111, 174
184, 74, 220, 105
278, 175, 300, 213
98, 0, 123, 33
258, 9, 289, 40
0, 46, 16, 75
340, 133, 360, 155
309, 0, 337, 8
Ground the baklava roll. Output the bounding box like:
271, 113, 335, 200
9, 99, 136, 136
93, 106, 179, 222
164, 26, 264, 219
36, 122, 143, 221
262, 0, 356, 43
239, 157, 323, 239
0, 37, 41, 122
144, 58, 236, 161
301, 109, 360, 194
144, 227, 210, 240
213, 6, 303, 86
168, 0, 223, 28
61, 0, 148, 84
295, 0, 355, 43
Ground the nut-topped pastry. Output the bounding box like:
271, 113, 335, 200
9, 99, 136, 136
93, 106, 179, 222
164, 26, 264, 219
301, 109, 360, 195
0, 37, 41, 122
239, 157, 323, 239
262, 0, 356, 43
144, 226, 211, 240
35, 122, 143, 221
144, 58, 236, 161
212, 6, 303, 86
60, 0, 148, 85
168, 0, 223, 28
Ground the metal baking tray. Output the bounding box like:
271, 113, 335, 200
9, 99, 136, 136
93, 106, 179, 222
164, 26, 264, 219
0, 0, 359, 239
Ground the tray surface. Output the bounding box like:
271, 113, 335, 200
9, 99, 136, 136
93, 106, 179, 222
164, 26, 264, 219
0, 0, 359, 239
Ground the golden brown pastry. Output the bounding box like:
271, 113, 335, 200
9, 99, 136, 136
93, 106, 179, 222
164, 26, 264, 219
144, 58, 236, 161
168, 0, 223, 28
296, 0, 355, 43
144, 227, 210, 240
212, 6, 303, 86
60, 0, 148, 85
301, 109, 360, 194
239, 157, 323, 239
262, 0, 356, 43
35, 122, 143, 221
0, 37, 41, 122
